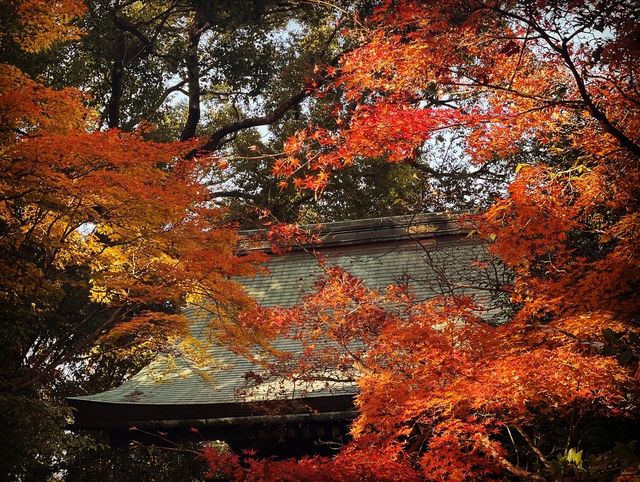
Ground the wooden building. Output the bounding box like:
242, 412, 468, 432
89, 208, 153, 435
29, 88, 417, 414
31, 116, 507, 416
67, 214, 505, 456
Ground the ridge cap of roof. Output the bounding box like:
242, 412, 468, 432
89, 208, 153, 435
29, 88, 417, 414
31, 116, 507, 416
240, 211, 472, 252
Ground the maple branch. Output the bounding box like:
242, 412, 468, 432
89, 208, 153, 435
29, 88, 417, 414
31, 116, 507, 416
557, 40, 640, 158
477, 435, 545, 481
478, 1, 640, 159
113, 2, 179, 61
513, 425, 548, 465
340, 342, 372, 376
589, 73, 640, 108
533, 323, 604, 349
507, 22, 531, 90
294, 373, 356, 383
448, 77, 583, 108
201, 89, 254, 97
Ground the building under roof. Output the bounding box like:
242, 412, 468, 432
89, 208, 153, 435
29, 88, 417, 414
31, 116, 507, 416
67, 213, 507, 455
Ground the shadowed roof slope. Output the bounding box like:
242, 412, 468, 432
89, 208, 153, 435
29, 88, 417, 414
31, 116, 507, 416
67, 213, 504, 430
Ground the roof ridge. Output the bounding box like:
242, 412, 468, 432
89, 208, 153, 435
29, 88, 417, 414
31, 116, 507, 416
241, 212, 471, 252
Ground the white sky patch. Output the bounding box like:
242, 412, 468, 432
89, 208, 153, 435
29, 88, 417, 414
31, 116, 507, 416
77, 222, 96, 236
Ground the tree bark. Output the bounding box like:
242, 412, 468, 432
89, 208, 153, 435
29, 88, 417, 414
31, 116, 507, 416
197, 90, 307, 153
180, 14, 207, 141
107, 31, 126, 129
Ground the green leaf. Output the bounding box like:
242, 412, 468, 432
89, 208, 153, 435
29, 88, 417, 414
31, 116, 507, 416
566, 448, 583, 469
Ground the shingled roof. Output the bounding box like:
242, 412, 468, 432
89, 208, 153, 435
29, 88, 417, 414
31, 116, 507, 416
67, 214, 505, 439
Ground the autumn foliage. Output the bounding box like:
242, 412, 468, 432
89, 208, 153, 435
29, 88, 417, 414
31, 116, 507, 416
205, 266, 636, 480
2, 0, 640, 480
0, 0, 263, 394
208, 0, 640, 480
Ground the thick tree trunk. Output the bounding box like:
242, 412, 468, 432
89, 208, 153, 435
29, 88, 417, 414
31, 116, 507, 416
107, 31, 126, 129
179, 22, 202, 141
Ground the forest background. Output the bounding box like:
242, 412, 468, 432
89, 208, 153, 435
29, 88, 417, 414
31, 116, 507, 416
1, 0, 639, 480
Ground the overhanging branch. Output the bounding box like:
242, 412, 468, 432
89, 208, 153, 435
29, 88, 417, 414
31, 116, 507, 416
196, 90, 308, 154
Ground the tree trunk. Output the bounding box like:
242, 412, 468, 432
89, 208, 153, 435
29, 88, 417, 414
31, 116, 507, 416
107, 31, 126, 129
180, 16, 205, 141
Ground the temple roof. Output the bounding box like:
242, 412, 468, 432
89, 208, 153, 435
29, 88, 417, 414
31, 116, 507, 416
67, 213, 504, 430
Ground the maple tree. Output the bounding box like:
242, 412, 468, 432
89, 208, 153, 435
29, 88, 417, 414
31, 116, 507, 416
1, 1, 384, 478
2, 0, 639, 479
0, 1, 270, 477
0, 34, 263, 394
205, 0, 640, 480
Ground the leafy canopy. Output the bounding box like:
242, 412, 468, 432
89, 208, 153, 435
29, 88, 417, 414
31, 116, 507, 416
207, 0, 640, 480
